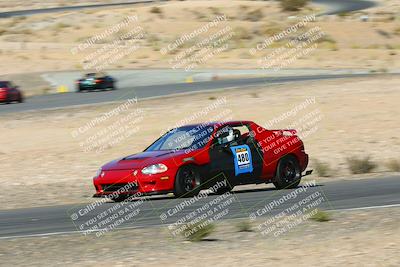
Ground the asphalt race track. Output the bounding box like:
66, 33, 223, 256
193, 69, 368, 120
314, 0, 376, 15
0, 73, 380, 114
0, 176, 399, 239
0, 0, 154, 18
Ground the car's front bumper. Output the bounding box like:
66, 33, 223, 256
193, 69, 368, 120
93, 168, 176, 197
0, 93, 7, 102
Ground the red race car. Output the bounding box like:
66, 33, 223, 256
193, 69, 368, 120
93, 121, 312, 201
0, 81, 23, 104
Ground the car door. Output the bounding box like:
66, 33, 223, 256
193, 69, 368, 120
208, 125, 264, 185
230, 128, 264, 184
208, 139, 235, 182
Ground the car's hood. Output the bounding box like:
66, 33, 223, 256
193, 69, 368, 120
101, 150, 182, 171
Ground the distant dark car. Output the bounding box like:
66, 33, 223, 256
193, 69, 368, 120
0, 81, 23, 104
76, 73, 116, 92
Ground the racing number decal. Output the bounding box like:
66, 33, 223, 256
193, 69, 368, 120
230, 145, 253, 176
236, 149, 250, 167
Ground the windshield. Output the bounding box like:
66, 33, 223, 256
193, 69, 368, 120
145, 125, 214, 151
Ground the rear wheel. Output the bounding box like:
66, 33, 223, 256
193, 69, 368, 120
174, 165, 201, 197
273, 155, 301, 189
108, 82, 115, 90
18, 94, 23, 103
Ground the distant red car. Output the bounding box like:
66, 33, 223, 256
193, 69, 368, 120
0, 81, 23, 104
93, 121, 311, 201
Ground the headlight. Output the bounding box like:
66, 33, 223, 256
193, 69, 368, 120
95, 168, 102, 178
141, 164, 168, 175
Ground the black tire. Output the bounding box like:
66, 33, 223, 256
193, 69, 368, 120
273, 155, 302, 189
18, 94, 23, 103
108, 82, 115, 90
174, 165, 202, 197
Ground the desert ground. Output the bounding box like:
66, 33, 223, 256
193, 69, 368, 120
0, 0, 399, 77
1, 207, 399, 266
0, 75, 399, 209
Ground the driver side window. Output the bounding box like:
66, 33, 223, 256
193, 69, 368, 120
214, 125, 250, 146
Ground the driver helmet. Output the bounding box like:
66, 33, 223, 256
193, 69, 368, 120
220, 127, 235, 144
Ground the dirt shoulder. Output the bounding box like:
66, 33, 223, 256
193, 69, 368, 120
0, 0, 399, 75
1, 207, 399, 266
0, 75, 399, 210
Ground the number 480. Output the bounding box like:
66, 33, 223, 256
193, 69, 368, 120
238, 152, 249, 163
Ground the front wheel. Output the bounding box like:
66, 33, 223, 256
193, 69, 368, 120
273, 155, 301, 189
174, 165, 202, 197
